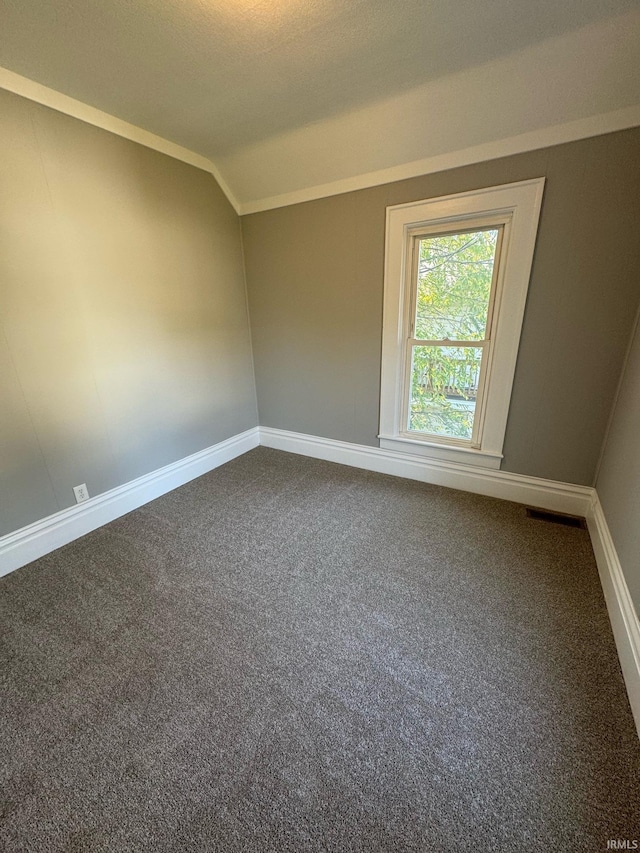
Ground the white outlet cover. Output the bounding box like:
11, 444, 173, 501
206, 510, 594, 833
73, 484, 90, 504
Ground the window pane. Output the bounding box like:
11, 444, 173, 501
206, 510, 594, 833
414, 229, 499, 341
408, 345, 483, 440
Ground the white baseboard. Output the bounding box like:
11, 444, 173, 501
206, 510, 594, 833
2, 421, 638, 737
259, 427, 594, 516
0, 427, 259, 578
587, 495, 640, 736
260, 427, 640, 735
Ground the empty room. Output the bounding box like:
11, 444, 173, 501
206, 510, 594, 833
1, 1, 640, 849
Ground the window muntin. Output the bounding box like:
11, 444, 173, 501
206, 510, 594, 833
402, 225, 503, 447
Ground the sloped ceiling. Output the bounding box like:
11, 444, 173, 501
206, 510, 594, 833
1, 0, 639, 210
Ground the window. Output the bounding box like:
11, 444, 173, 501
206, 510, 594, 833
406, 225, 501, 445
380, 179, 545, 469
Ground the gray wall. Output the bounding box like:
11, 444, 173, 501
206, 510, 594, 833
242, 127, 640, 485
0, 89, 257, 538
597, 310, 640, 619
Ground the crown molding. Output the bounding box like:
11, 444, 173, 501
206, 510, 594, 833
239, 104, 640, 215
2, 65, 638, 221
0, 65, 240, 214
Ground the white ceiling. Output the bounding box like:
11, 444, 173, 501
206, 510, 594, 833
1, 0, 639, 209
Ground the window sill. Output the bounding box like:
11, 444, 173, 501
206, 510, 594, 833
378, 434, 503, 469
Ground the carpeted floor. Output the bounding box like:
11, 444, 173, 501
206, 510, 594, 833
1, 447, 639, 851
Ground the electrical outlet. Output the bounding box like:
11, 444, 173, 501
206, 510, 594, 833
73, 483, 90, 504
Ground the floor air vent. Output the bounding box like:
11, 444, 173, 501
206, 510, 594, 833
525, 507, 587, 529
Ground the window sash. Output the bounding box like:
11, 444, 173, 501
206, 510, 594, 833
401, 342, 488, 448
407, 223, 503, 342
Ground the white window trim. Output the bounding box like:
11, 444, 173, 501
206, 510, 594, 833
379, 178, 545, 469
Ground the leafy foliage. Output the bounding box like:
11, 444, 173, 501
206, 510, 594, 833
408, 229, 499, 439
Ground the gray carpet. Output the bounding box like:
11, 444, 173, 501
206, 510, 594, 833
1, 447, 639, 852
